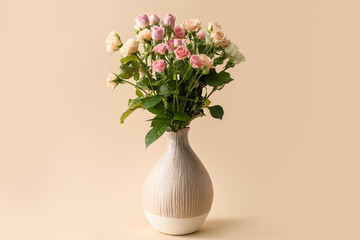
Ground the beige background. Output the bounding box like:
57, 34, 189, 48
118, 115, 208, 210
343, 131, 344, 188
1, 0, 359, 239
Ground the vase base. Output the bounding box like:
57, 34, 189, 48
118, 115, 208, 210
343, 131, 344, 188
144, 211, 209, 235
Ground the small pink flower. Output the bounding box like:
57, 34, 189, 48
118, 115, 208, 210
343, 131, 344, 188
164, 13, 176, 28
135, 13, 149, 28
153, 43, 167, 55
151, 26, 164, 41
153, 59, 165, 73
149, 14, 160, 25
174, 39, 182, 47
166, 40, 174, 52
190, 55, 203, 68
197, 30, 205, 40
174, 26, 186, 38
174, 45, 190, 60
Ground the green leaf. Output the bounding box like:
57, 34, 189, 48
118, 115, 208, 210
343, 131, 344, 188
213, 57, 224, 65
120, 55, 137, 65
142, 95, 165, 109
147, 101, 164, 114
120, 103, 143, 124
145, 125, 168, 148
203, 99, 211, 107
173, 112, 191, 122
150, 118, 170, 128
205, 71, 233, 87
159, 84, 171, 96
208, 105, 224, 120
128, 97, 144, 108
136, 89, 144, 97
119, 65, 134, 79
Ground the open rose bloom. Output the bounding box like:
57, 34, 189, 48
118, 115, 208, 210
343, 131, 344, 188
106, 13, 245, 147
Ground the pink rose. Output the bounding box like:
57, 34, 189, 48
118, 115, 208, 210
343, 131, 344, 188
197, 30, 205, 40
164, 13, 176, 28
174, 25, 186, 38
190, 55, 203, 68
166, 40, 174, 52
174, 45, 190, 60
153, 43, 167, 55
174, 39, 182, 47
153, 59, 165, 73
151, 26, 164, 41
149, 14, 160, 25
135, 13, 149, 28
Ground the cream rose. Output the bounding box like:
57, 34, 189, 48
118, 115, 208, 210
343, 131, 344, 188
182, 19, 201, 33
198, 54, 214, 69
211, 28, 231, 48
119, 39, 139, 57
106, 73, 118, 89
106, 30, 122, 52
137, 29, 152, 43
207, 22, 222, 32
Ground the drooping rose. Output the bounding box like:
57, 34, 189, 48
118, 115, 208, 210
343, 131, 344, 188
225, 43, 238, 56
137, 29, 152, 43
174, 45, 190, 60
190, 55, 203, 68
119, 39, 139, 57
211, 28, 231, 48
166, 39, 174, 52
151, 26, 165, 41
153, 43, 167, 55
174, 39, 182, 47
106, 30, 122, 52
207, 22, 222, 32
106, 73, 117, 89
197, 30, 205, 40
149, 14, 160, 25
164, 13, 176, 28
182, 19, 201, 33
153, 59, 165, 73
174, 25, 186, 38
135, 13, 149, 28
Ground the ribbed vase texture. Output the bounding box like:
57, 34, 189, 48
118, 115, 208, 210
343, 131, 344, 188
143, 128, 213, 235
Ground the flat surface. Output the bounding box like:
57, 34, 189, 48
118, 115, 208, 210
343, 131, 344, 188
1, 0, 360, 239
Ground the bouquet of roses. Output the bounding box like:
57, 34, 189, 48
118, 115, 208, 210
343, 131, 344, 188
106, 13, 245, 147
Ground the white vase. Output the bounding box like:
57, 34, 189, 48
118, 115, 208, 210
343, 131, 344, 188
143, 127, 213, 235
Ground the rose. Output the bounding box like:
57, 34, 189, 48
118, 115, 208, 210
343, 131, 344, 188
232, 51, 245, 64
190, 55, 203, 68
174, 39, 182, 47
106, 73, 117, 89
164, 13, 176, 28
119, 39, 139, 57
149, 14, 160, 25
151, 26, 165, 40
174, 26, 185, 38
106, 30, 122, 52
211, 28, 230, 48
197, 30, 205, 40
135, 13, 149, 28
207, 22, 222, 32
166, 40, 174, 52
198, 54, 213, 69
174, 45, 190, 60
225, 43, 238, 56
152, 59, 165, 73
137, 29, 151, 43
182, 19, 201, 33
153, 43, 167, 55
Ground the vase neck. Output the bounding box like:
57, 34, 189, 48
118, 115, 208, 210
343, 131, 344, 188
165, 128, 190, 147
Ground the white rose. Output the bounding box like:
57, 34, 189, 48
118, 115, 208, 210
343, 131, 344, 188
182, 19, 201, 33
137, 29, 152, 43
225, 43, 238, 57
211, 28, 231, 48
106, 30, 122, 52
119, 39, 139, 57
232, 51, 245, 64
207, 22, 222, 32
106, 73, 118, 89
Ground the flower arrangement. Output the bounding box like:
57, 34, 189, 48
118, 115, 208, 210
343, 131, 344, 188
106, 13, 245, 147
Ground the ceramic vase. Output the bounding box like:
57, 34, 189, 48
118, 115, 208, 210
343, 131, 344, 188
143, 128, 213, 235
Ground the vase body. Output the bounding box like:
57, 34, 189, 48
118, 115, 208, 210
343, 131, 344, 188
143, 128, 213, 235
